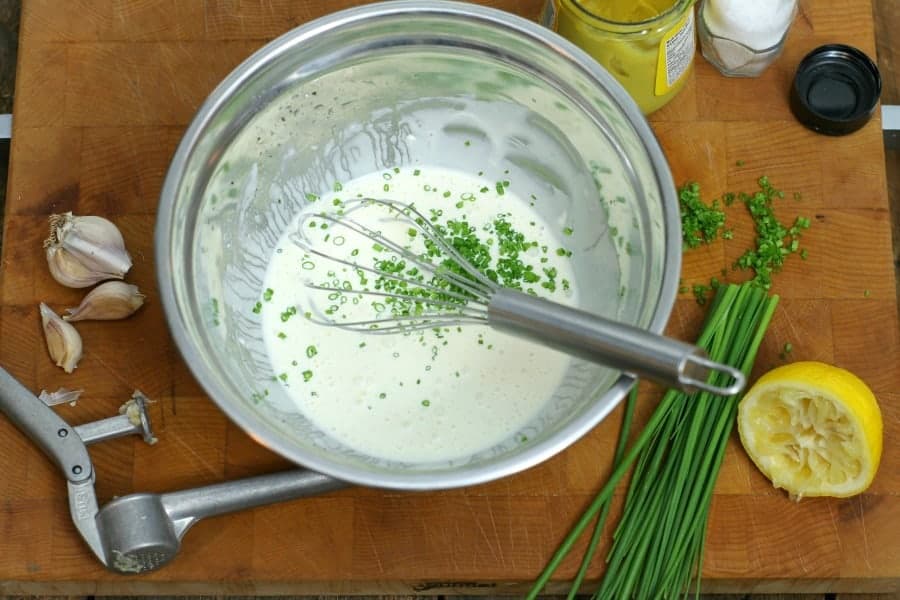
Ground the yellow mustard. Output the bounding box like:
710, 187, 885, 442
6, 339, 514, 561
543, 0, 697, 114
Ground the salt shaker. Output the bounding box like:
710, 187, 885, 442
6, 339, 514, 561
698, 0, 798, 77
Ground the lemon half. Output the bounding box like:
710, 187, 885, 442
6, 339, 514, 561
738, 361, 883, 500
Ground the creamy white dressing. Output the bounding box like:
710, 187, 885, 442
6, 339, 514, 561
261, 166, 578, 463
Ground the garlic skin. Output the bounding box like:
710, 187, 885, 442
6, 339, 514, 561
38, 387, 84, 407
44, 213, 133, 288
40, 303, 83, 373
64, 281, 145, 322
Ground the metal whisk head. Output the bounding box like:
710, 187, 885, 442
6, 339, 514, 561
290, 198, 500, 334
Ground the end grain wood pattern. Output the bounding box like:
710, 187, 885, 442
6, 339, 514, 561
0, 0, 897, 595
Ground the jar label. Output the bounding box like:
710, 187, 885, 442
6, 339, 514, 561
655, 9, 695, 96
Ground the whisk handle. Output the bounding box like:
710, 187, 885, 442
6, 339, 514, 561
487, 288, 745, 396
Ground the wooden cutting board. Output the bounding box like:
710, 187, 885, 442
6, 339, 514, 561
1, 0, 897, 595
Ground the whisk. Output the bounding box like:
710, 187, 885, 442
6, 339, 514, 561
290, 198, 745, 396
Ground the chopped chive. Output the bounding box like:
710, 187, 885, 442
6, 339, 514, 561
678, 181, 726, 249
780, 341, 794, 360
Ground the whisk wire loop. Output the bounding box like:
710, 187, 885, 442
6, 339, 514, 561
381, 198, 498, 294
291, 198, 503, 332
303, 283, 490, 319
355, 198, 497, 296
304, 316, 487, 335
295, 200, 495, 301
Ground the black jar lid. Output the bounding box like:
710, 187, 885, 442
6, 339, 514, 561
790, 44, 881, 136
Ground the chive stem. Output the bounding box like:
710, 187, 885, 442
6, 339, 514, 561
566, 384, 638, 599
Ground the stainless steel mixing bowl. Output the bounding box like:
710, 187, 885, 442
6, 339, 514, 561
155, 0, 680, 489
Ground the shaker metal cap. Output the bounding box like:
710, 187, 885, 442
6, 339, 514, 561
790, 44, 881, 136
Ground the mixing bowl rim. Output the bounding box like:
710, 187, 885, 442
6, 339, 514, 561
155, 0, 681, 490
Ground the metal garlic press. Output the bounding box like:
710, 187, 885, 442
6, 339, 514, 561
0, 367, 345, 574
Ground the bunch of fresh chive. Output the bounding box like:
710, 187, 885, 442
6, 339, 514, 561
528, 283, 779, 599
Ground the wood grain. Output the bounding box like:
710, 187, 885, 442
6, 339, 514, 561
875, 0, 900, 102
0, 0, 898, 595
875, 0, 900, 317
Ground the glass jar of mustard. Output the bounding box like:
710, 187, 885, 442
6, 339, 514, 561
541, 0, 697, 114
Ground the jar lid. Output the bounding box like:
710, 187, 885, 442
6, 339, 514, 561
789, 44, 881, 136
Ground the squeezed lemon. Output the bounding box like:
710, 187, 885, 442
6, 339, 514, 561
738, 361, 883, 500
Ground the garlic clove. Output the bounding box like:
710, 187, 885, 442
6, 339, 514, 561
64, 281, 146, 321
53, 213, 133, 274
44, 212, 133, 288
40, 302, 83, 373
46, 245, 114, 288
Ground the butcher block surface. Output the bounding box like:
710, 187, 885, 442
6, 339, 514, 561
0, 0, 898, 595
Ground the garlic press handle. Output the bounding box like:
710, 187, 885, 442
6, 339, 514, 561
0, 367, 107, 565
0, 367, 93, 483
487, 289, 746, 396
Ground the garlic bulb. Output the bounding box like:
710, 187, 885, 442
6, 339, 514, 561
65, 281, 145, 322
44, 213, 133, 288
40, 303, 83, 373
